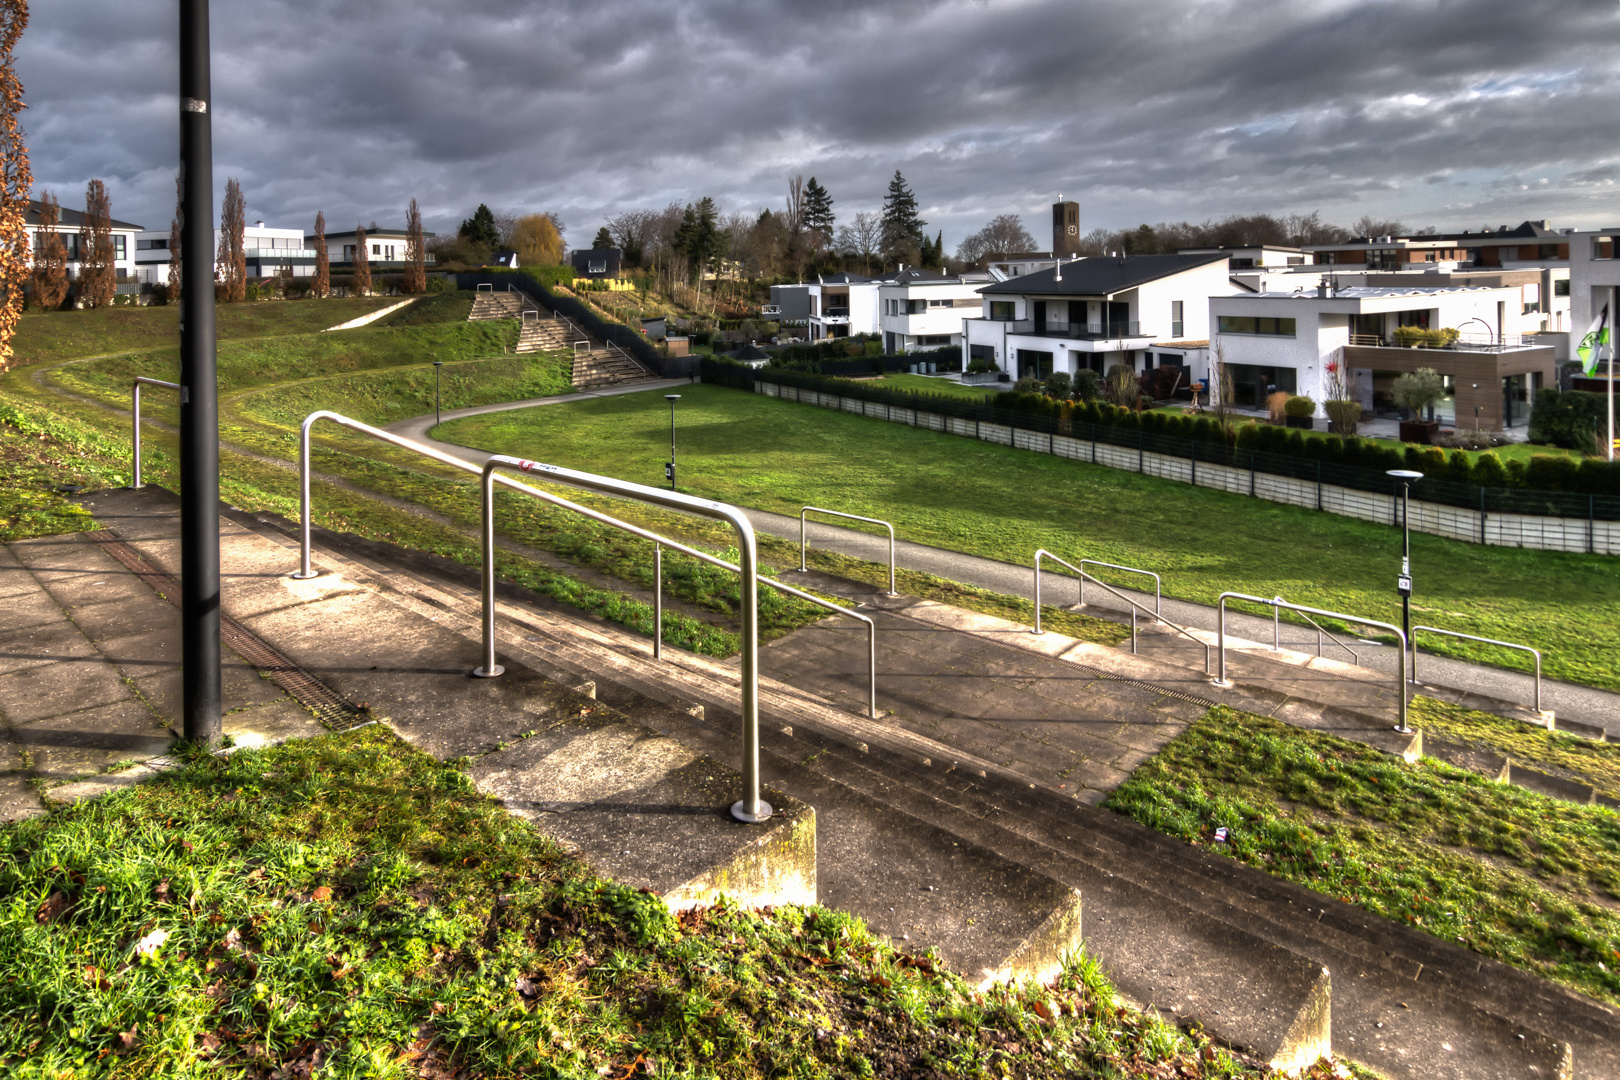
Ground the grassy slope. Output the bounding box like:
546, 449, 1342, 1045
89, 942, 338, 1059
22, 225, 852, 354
12, 297, 401, 364
436, 384, 1620, 691
0, 727, 1340, 1080
1107, 705, 1620, 1006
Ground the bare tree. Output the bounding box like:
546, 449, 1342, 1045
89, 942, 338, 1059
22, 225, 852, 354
32, 191, 67, 312
78, 179, 116, 308
1209, 340, 1237, 436
217, 177, 246, 302
0, 0, 26, 365
165, 176, 182, 304
544, 211, 566, 252
835, 211, 881, 274
312, 210, 329, 298
403, 198, 426, 293
1077, 227, 1117, 257
606, 208, 655, 265
352, 224, 371, 296
956, 213, 1037, 267
491, 209, 519, 250
1350, 214, 1405, 240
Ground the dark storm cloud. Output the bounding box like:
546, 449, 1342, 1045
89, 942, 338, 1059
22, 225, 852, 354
18, 0, 1620, 247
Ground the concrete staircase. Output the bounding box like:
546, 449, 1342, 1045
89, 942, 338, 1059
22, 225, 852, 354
518, 317, 584, 354
571, 346, 652, 389
72, 486, 1619, 1077
468, 289, 530, 321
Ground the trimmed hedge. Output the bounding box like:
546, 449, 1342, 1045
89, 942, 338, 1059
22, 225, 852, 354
701, 359, 1620, 520
1529, 388, 1605, 451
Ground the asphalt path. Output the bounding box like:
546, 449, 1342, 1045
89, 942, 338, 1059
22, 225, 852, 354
386, 385, 1620, 736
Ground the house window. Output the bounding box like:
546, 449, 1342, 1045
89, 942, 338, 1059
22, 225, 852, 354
917, 335, 952, 346
989, 301, 1015, 321
905, 299, 926, 314
1170, 301, 1183, 338
1217, 315, 1296, 336
1594, 237, 1614, 261
885, 299, 898, 316
344, 245, 356, 260
137, 238, 168, 251
372, 244, 381, 256
589, 260, 607, 273
1555, 279, 1570, 297
1286, 256, 1305, 266
1367, 248, 1400, 270
112, 236, 127, 260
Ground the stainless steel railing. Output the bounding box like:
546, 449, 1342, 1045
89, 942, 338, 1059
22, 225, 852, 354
799, 506, 899, 596
1218, 592, 1409, 732
1076, 558, 1161, 617
131, 377, 183, 489
1034, 549, 1210, 671
1270, 595, 1360, 663
1411, 625, 1546, 716
292, 411, 879, 820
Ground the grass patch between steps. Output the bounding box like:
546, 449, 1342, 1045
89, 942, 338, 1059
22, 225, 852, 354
0, 724, 1358, 1079
1107, 705, 1620, 1006
1409, 696, 1620, 801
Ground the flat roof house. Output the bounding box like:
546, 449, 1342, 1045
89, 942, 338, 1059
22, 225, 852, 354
876, 267, 987, 355
805, 272, 880, 340
1566, 228, 1620, 392
309, 228, 435, 270
1304, 220, 1571, 272
134, 220, 318, 283
1209, 284, 1556, 430
965, 253, 1234, 382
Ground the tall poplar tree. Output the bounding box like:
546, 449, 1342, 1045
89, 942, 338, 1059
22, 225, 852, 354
0, 0, 28, 366
217, 177, 246, 302
312, 210, 329, 298
165, 174, 182, 304
403, 199, 426, 294
352, 224, 371, 296
32, 190, 66, 311
78, 178, 115, 308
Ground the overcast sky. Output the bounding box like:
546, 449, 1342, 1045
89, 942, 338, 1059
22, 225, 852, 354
18, 0, 1620, 249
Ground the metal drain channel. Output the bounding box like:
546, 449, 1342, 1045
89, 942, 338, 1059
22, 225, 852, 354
89, 531, 370, 730
882, 606, 1222, 709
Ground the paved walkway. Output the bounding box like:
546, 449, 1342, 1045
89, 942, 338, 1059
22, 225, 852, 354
385, 389, 1620, 736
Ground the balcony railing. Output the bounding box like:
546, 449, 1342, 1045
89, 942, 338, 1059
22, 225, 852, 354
245, 248, 319, 260
1347, 331, 1535, 353
1000, 319, 1145, 339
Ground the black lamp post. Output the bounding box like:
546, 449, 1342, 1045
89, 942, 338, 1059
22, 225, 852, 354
433, 361, 444, 426
1387, 468, 1423, 730
664, 394, 681, 490
179, 0, 221, 746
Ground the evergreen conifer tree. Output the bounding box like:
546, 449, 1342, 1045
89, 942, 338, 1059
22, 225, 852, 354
880, 170, 926, 264
592, 226, 612, 249
458, 203, 499, 254
803, 177, 834, 250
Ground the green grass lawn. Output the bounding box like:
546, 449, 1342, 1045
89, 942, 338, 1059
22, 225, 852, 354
0, 726, 1331, 1079
1107, 704, 1620, 1006
12, 297, 402, 364
436, 384, 1620, 691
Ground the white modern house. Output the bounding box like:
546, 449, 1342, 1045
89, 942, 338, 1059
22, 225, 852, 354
876, 267, 988, 354
1209, 283, 1557, 430
309, 227, 435, 270
23, 199, 143, 286
802, 272, 881, 340
1180, 244, 1309, 270
1566, 228, 1620, 391
133, 220, 319, 284
963, 253, 1233, 381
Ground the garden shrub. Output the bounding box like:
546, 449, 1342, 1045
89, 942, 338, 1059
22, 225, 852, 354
1234, 422, 1259, 451
1285, 430, 1306, 456
1284, 394, 1315, 418
1577, 458, 1620, 496
1525, 453, 1580, 492
1445, 449, 1474, 485
1473, 451, 1508, 489
1528, 388, 1604, 450
1074, 368, 1102, 402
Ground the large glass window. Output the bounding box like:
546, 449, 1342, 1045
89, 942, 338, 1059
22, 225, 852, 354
989, 300, 1015, 321
1170, 300, 1183, 338
1217, 314, 1295, 336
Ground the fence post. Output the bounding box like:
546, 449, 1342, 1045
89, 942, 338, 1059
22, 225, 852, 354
1480, 486, 1487, 545
1250, 450, 1256, 497
1316, 460, 1322, 511
1138, 428, 1144, 473
1190, 439, 1197, 487
1392, 480, 1399, 527
1591, 494, 1597, 555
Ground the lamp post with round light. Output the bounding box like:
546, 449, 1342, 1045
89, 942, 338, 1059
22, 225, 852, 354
1387, 469, 1423, 730
664, 394, 681, 490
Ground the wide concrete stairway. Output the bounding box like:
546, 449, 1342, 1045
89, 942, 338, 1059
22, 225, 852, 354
468, 289, 530, 321
67, 487, 1619, 1078
571, 346, 652, 389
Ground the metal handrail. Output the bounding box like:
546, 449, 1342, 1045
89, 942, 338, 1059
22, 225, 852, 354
1411, 625, 1545, 716
131, 377, 183, 489
292, 412, 879, 818
799, 507, 899, 596
476, 283, 493, 294
1218, 592, 1409, 732
507, 284, 540, 320
1269, 595, 1360, 663
1076, 559, 1161, 617
1034, 550, 1210, 672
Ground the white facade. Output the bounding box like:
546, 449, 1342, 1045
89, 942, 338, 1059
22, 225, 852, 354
962, 256, 1234, 382
23, 201, 142, 286
804, 275, 881, 340
877, 274, 986, 353
1567, 230, 1620, 353
133, 222, 317, 284
1210, 285, 1532, 416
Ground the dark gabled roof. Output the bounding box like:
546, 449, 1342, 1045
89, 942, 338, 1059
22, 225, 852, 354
731, 343, 771, 361
977, 253, 1227, 296
25, 199, 143, 231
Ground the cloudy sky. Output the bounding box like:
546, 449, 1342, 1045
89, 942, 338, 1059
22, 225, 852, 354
18, 0, 1620, 249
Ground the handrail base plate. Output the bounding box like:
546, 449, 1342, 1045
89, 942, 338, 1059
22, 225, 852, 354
731, 799, 774, 824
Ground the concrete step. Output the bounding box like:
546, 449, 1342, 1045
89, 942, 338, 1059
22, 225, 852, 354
469, 292, 528, 321
78, 487, 814, 918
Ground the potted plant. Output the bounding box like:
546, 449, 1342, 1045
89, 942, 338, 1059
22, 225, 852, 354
1393, 367, 1445, 444
1283, 394, 1316, 429
1322, 360, 1359, 436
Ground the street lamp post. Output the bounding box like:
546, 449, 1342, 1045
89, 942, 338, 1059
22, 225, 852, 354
664, 394, 681, 490
1387, 469, 1423, 733
433, 361, 444, 427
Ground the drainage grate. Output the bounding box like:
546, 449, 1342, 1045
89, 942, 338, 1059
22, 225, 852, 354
89, 531, 371, 730
884, 607, 1222, 709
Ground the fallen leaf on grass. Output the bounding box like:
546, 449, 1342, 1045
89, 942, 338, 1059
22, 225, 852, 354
36, 892, 69, 924
133, 928, 169, 957
311, 885, 333, 902
117, 1024, 138, 1051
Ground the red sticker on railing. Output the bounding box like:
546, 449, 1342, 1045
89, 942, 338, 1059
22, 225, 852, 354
518, 460, 535, 472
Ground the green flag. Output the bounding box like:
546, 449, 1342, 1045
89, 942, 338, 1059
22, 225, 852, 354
1578, 302, 1610, 376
